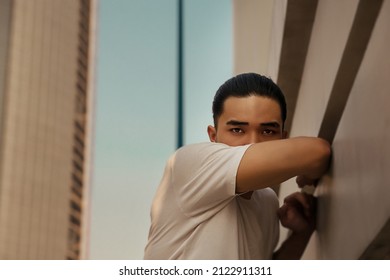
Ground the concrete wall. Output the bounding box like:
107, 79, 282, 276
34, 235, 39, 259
234, 0, 390, 259
233, 0, 276, 76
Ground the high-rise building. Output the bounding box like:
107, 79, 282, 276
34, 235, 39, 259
0, 0, 96, 259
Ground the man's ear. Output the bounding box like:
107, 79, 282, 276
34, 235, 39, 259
207, 125, 217, 142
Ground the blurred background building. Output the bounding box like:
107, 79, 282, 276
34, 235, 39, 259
0, 0, 96, 259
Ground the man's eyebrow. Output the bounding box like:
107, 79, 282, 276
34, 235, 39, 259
226, 120, 281, 127
260, 122, 280, 128
226, 120, 249, 126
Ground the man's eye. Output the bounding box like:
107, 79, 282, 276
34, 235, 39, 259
231, 128, 244, 134
262, 129, 275, 135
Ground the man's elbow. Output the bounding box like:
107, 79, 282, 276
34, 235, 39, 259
312, 138, 332, 177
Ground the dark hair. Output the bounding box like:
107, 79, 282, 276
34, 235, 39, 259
212, 73, 287, 128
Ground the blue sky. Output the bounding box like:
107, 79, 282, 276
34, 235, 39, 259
90, 0, 232, 259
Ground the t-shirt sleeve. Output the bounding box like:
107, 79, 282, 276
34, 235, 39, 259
171, 142, 251, 218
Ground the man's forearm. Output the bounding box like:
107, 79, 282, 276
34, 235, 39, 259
272, 230, 313, 260
236, 137, 331, 193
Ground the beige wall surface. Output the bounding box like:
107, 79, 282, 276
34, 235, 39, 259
315, 0, 390, 259
288, 0, 359, 137
279, 0, 389, 259
278, 0, 359, 254
233, 0, 275, 76
234, 0, 389, 259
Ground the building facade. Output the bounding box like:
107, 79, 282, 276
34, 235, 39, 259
234, 0, 389, 259
0, 0, 96, 259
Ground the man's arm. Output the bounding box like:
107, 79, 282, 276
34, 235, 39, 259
236, 137, 331, 193
272, 230, 313, 260
273, 192, 317, 260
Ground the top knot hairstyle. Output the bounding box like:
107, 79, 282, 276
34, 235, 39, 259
212, 73, 287, 129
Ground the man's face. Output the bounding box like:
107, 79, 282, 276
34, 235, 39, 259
208, 95, 286, 146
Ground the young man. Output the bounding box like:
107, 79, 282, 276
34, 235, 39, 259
144, 73, 331, 259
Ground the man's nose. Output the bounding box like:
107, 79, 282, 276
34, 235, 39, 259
248, 132, 261, 144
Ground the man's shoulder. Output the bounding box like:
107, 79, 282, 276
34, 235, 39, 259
175, 142, 249, 159
177, 142, 227, 153
177, 142, 252, 153
171, 142, 251, 170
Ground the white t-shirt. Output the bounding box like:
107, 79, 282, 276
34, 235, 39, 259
144, 142, 279, 259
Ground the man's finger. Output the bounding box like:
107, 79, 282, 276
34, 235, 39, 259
284, 192, 314, 218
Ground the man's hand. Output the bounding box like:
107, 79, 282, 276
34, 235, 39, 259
296, 175, 318, 188
277, 192, 316, 234
273, 192, 317, 259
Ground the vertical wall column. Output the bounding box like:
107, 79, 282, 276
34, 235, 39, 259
232, 0, 274, 76
233, 0, 389, 259
277, 0, 389, 259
